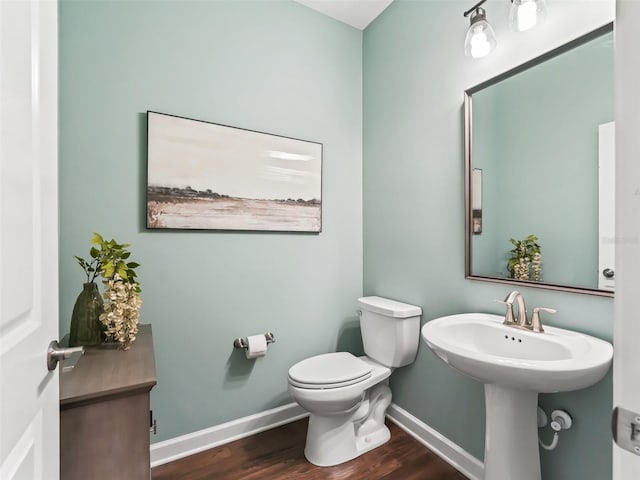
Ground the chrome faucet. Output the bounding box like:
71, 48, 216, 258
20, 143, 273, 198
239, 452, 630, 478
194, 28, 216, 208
495, 291, 556, 333
496, 290, 527, 327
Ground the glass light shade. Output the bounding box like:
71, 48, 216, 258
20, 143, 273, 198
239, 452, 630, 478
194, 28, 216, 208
464, 18, 497, 59
509, 0, 547, 32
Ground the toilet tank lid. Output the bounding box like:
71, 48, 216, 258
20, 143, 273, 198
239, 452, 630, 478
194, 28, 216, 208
357, 296, 422, 318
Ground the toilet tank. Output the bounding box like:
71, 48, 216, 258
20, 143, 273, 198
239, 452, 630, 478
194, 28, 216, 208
357, 296, 422, 368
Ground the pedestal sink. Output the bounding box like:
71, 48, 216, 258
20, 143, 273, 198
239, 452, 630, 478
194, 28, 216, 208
421, 313, 613, 480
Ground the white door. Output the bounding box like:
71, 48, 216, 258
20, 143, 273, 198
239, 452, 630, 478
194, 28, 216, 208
0, 1, 60, 479
613, 1, 640, 478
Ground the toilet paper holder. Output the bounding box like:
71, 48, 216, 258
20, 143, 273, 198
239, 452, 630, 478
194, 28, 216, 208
233, 332, 276, 350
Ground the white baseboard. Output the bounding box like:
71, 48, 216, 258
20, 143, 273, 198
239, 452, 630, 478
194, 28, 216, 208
150, 402, 308, 467
386, 403, 484, 480
150, 400, 484, 480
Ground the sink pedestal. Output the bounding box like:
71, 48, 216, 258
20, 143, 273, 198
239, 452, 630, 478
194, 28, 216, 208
484, 385, 540, 480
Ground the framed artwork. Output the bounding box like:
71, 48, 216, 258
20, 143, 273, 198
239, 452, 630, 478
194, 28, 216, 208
146, 111, 322, 232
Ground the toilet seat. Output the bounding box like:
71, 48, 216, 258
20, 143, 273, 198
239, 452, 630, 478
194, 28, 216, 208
288, 352, 372, 389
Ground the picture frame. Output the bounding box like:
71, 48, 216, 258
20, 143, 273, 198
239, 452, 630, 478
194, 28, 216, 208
146, 111, 322, 232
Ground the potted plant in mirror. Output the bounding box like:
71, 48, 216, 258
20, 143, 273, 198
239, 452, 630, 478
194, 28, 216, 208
507, 235, 542, 281
70, 233, 142, 349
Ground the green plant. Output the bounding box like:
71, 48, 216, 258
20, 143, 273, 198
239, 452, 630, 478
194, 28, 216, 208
74, 232, 143, 349
75, 232, 141, 292
507, 235, 541, 280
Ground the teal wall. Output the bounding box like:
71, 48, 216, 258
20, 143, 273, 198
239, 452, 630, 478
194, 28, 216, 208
59, 0, 616, 478
58, 0, 363, 443
363, 1, 613, 480
472, 32, 614, 288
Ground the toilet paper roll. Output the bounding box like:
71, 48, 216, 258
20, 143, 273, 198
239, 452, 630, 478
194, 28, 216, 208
245, 334, 268, 359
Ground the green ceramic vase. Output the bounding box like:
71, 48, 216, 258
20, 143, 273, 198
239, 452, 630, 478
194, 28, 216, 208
69, 282, 104, 347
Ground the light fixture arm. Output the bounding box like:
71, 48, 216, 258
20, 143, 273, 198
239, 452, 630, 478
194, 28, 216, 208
464, 0, 488, 17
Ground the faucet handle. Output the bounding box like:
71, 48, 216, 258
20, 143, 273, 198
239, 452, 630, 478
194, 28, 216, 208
531, 307, 556, 333
494, 299, 517, 325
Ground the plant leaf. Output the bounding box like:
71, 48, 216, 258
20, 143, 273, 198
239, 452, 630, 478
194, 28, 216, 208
103, 261, 114, 278
91, 232, 104, 245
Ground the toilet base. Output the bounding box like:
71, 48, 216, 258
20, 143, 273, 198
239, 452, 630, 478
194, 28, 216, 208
303, 383, 392, 467
304, 417, 391, 467
355, 422, 391, 456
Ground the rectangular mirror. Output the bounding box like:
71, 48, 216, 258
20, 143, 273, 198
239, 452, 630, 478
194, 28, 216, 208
465, 23, 614, 297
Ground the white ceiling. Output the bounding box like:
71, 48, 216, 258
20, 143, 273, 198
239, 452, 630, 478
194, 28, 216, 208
294, 0, 394, 30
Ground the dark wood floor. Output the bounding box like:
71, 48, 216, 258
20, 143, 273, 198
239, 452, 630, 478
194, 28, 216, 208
152, 418, 468, 480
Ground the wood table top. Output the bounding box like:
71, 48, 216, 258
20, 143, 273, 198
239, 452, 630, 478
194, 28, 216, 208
60, 324, 157, 408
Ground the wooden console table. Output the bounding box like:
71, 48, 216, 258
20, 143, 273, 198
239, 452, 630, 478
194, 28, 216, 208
60, 324, 157, 479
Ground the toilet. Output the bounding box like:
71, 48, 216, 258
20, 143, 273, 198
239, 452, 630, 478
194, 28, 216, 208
287, 296, 422, 467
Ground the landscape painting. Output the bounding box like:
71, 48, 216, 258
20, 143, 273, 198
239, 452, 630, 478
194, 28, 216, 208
146, 111, 322, 232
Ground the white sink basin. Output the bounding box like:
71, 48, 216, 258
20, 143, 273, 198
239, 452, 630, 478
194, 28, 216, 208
421, 312, 613, 480
421, 313, 613, 392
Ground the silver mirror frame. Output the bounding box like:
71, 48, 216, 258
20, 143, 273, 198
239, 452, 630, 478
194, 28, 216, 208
464, 22, 614, 297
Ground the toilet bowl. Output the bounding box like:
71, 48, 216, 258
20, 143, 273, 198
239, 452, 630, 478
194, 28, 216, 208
287, 296, 422, 467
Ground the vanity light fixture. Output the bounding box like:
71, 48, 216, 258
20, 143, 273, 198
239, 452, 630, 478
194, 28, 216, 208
464, 0, 548, 59
463, 0, 497, 59
509, 0, 547, 32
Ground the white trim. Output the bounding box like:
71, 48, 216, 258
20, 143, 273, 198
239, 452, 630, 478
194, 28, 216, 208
150, 403, 308, 467
150, 401, 484, 479
386, 403, 484, 480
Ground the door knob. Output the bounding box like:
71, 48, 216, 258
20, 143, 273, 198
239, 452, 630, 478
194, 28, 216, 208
602, 268, 615, 279
47, 340, 84, 371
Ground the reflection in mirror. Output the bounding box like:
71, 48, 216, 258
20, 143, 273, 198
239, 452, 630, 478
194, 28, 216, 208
465, 23, 614, 296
